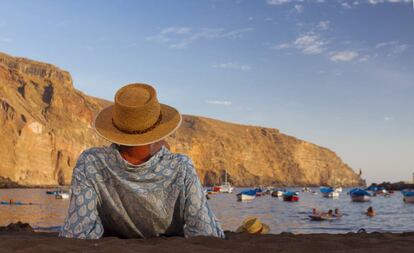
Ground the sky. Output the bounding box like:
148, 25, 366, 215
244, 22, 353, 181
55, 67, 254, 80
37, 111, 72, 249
0, 0, 413, 184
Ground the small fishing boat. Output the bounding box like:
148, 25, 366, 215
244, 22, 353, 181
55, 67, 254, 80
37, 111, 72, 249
320, 187, 339, 198
282, 191, 299, 202
308, 214, 340, 221
334, 187, 343, 193
254, 188, 265, 196
237, 190, 256, 202
402, 190, 414, 203
301, 187, 311, 192
55, 192, 70, 199
271, 189, 285, 197
349, 188, 371, 202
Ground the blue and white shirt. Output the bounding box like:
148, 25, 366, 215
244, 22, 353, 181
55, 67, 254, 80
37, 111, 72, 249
59, 144, 224, 239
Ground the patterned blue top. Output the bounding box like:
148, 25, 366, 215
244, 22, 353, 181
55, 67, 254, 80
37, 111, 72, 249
59, 144, 224, 239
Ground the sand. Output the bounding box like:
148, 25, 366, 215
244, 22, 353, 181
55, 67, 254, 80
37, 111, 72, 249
0, 223, 413, 253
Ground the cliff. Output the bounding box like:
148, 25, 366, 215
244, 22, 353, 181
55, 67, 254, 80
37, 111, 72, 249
0, 52, 361, 187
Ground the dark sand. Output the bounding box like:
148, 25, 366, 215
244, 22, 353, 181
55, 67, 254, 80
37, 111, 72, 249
0, 224, 413, 252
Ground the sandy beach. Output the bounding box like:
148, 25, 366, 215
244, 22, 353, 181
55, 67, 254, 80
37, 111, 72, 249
0, 224, 413, 253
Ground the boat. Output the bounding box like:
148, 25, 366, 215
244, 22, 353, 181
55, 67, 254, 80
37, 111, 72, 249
320, 187, 339, 198
210, 170, 233, 194
254, 188, 265, 196
365, 186, 386, 195
237, 190, 256, 202
301, 187, 311, 192
271, 189, 285, 197
308, 214, 340, 221
334, 187, 343, 193
282, 191, 299, 202
349, 188, 371, 202
402, 190, 414, 203
55, 192, 70, 199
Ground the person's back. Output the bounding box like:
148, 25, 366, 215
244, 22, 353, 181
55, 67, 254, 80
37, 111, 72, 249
59, 83, 224, 239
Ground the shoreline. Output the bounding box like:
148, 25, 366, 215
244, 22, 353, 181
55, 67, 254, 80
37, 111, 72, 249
1, 230, 413, 252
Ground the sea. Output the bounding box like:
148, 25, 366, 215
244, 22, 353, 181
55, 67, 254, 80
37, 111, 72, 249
0, 187, 413, 234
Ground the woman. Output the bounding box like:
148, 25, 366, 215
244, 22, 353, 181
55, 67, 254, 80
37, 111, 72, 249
59, 83, 224, 239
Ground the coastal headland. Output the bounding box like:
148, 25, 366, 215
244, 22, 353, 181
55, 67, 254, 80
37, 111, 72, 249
0, 51, 362, 187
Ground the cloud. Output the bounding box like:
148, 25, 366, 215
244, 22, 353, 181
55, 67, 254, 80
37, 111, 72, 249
368, 0, 411, 4
341, 2, 352, 8
212, 62, 251, 71
294, 4, 304, 13
383, 116, 394, 121
317, 21, 330, 30
266, 0, 292, 5
375, 40, 409, 56
329, 51, 359, 61
206, 100, 232, 106
147, 27, 254, 49
273, 32, 328, 55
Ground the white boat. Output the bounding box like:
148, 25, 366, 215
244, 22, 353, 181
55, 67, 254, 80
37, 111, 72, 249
55, 192, 70, 199
402, 191, 414, 203
219, 182, 233, 194
351, 195, 370, 202
404, 195, 414, 203
237, 190, 256, 201
218, 170, 233, 193
335, 187, 343, 193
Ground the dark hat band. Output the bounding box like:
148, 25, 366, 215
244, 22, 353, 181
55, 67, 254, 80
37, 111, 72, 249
112, 113, 162, 135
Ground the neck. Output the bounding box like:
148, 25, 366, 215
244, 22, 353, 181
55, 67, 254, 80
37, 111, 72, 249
118, 144, 155, 165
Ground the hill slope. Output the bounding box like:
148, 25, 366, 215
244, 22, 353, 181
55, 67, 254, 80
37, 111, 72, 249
0, 52, 361, 187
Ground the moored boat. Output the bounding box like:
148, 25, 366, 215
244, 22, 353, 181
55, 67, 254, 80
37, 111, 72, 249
55, 192, 70, 199
320, 187, 339, 198
282, 191, 299, 202
402, 190, 414, 203
271, 189, 285, 197
237, 190, 256, 202
349, 188, 371, 202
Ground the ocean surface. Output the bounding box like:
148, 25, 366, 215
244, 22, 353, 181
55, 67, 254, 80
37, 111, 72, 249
0, 187, 413, 234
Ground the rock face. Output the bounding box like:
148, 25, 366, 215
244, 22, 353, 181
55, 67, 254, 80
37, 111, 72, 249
0, 52, 361, 187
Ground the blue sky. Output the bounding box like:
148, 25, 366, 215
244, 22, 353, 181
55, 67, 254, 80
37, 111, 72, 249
0, 0, 413, 183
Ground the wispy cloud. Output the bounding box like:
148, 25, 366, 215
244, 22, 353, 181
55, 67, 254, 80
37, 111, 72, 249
383, 116, 394, 121
375, 40, 409, 56
317, 20, 330, 30
147, 27, 254, 49
274, 32, 328, 55
266, 0, 292, 5
368, 0, 411, 4
206, 100, 232, 106
294, 4, 304, 13
329, 51, 359, 62
341, 2, 352, 8
212, 62, 251, 71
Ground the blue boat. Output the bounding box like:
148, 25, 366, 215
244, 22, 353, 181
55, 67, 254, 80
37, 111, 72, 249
402, 190, 414, 203
349, 188, 371, 202
237, 189, 256, 201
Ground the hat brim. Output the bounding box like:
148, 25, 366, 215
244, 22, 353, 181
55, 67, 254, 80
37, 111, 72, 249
93, 103, 182, 146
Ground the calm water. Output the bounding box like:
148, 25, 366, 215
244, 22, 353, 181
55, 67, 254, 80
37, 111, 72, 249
0, 187, 413, 234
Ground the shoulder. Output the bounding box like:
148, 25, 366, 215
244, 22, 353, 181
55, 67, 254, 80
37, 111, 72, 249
77, 145, 115, 163
162, 149, 193, 168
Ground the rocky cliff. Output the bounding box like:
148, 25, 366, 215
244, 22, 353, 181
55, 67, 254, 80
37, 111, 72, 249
0, 52, 361, 187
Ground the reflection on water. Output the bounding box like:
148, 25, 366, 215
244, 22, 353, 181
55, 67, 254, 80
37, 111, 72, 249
210, 188, 414, 234
0, 188, 69, 231
0, 187, 413, 234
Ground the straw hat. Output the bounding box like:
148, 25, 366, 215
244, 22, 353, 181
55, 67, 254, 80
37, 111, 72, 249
94, 83, 182, 146
236, 217, 270, 234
